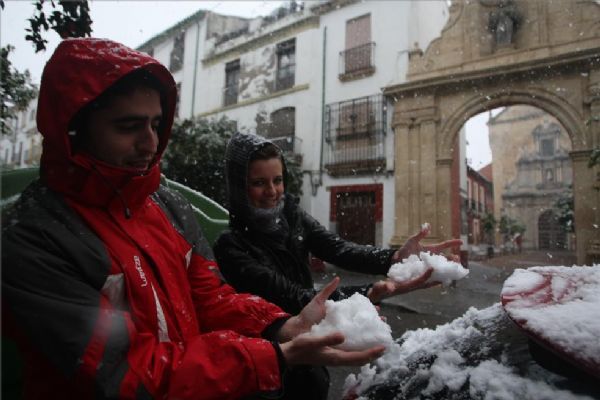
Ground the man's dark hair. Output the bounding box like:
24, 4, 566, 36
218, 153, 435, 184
69, 69, 166, 147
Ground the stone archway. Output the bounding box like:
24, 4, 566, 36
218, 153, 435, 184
384, 0, 600, 264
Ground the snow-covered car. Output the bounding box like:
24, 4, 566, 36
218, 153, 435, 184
343, 265, 600, 400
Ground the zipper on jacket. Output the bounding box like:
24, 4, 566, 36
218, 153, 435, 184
91, 163, 132, 219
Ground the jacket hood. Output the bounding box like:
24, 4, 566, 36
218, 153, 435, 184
224, 132, 288, 229
37, 38, 177, 212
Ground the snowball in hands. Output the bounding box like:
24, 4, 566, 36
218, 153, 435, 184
388, 252, 469, 287
305, 293, 393, 351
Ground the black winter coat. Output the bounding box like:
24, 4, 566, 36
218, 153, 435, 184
214, 195, 395, 314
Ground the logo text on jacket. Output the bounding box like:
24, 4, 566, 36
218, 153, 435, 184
133, 255, 148, 287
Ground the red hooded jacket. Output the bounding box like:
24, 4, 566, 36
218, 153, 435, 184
2, 38, 288, 399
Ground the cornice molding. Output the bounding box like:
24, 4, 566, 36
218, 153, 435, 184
197, 83, 309, 117
383, 48, 600, 97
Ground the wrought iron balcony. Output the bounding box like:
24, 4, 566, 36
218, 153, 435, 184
323, 94, 386, 176
339, 42, 376, 81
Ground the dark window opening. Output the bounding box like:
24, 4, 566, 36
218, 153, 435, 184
541, 138, 555, 156
169, 33, 185, 72
175, 82, 182, 119
269, 107, 296, 152
276, 39, 296, 91
224, 59, 240, 106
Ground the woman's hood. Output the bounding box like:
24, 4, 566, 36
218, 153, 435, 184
37, 38, 177, 208
224, 132, 288, 228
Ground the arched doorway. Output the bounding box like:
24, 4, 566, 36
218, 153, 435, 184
384, 0, 600, 264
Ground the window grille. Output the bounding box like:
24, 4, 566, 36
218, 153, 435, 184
323, 94, 385, 172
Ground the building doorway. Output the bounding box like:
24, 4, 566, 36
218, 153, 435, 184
330, 184, 383, 246
336, 191, 376, 245
538, 210, 567, 250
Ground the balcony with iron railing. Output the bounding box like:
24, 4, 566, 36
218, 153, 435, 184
323, 94, 386, 176
339, 42, 376, 82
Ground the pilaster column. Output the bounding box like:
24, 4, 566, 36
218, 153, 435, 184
390, 96, 441, 247
579, 68, 600, 264
390, 116, 411, 247
435, 157, 453, 242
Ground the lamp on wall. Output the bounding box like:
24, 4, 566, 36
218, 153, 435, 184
304, 170, 322, 196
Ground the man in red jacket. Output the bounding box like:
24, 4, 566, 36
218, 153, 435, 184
1, 38, 384, 399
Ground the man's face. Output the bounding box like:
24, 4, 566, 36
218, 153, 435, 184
78, 87, 163, 172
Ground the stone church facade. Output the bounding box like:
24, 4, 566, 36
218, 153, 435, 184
490, 106, 573, 250
384, 0, 600, 264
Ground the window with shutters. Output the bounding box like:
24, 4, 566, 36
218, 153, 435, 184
339, 14, 375, 81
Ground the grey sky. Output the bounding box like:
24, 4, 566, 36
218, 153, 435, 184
0, 0, 492, 168
1, 1, 284, 82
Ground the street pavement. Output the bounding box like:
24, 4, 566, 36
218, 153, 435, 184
312, 260, 515, 399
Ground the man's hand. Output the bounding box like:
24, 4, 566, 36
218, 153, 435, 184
391, 224, 462, 264
279, 332, 386, 367
276, 277, 386, 367
367, 267, 436, 304
276, 277, 340, 343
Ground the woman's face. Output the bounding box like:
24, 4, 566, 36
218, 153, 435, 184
247, 157, 284, 209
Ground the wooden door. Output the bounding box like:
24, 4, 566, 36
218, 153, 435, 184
336, 191, 376, 245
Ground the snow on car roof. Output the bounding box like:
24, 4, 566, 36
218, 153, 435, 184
344, 265, 600, 399
502, 265, 600, 378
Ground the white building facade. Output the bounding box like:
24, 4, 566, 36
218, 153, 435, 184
0, 100, 41, 169
138, 0, 448, 248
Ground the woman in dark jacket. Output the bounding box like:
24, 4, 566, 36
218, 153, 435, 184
213, 133, 461, 400
214, 133, 460, 315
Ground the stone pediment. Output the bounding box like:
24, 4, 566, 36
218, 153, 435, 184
406, 0, 600, 81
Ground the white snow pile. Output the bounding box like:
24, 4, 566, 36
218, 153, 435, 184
344, 305, 502, 397
343, 301, 597, 400
502, 265, 600, 369
417, 350, 596, 400
387, 251, 469, 286
304, 293, 394, 351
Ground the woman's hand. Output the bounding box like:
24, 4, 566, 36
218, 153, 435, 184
276, 277, 340, 342
391, 224, 462, 264
367, 267, 435, 303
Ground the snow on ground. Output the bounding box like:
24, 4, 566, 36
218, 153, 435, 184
502, 265, 600, 372
388, 251, 469, 286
